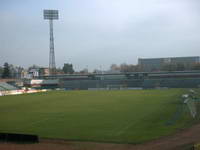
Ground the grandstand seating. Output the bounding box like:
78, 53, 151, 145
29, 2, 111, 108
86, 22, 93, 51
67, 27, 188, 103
0, 82, 18, 91
142, 78, 200, 88
60, 78, 200, 90
39, 71, 200, 89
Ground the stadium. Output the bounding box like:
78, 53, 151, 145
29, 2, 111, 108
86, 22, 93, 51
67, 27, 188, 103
24, 70, 200, 90
1, 1, 200, 150
1, 70, 200, 150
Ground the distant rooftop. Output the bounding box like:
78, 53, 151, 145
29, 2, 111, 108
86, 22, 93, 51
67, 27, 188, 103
138, 56, 200, 60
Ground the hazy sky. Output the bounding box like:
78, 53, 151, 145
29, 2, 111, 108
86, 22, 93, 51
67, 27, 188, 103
1, 0, 200, 71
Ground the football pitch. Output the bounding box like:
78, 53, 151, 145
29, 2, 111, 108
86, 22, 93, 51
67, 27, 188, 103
0, 89, 193, 143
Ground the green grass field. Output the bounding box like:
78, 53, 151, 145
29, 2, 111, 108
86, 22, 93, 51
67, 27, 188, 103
0, 89, 193, 143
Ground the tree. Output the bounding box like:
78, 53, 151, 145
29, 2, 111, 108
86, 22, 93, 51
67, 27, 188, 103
0, 66, 3, 77
110, 63, 142, 73
9, 64, 18, 78
110, 64, 120, 71
13, 66, 24, 78
120, 63, 130, 72
79, 68, 88, 74
28, 64, 40, 71
2, 62, 10, 78
56, 68, 64, 75
62, 63, 74, 74
119, 63, 140, 72
93, 69, 101, 74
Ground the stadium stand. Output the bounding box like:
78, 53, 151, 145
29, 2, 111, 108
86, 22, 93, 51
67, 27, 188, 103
35, 71, 200, 89
0, 82, 18, 91
142, 78, 200, 88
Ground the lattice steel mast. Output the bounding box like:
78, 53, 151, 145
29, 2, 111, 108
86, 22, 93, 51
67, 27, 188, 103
43, 10, 59, 75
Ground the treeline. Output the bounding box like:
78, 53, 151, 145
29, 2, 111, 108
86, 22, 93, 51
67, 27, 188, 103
1, 62, 200, 79
0, 62, 23, 79
110, 64, 141, 73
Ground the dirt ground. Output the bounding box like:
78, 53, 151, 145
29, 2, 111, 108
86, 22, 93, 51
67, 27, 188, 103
1, 123, 200, 150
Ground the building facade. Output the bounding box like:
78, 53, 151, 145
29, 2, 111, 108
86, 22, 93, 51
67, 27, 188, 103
39, 68, 50, 76
138, 56, 200, 71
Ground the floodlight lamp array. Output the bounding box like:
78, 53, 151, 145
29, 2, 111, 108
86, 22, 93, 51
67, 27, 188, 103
43, 10, 59, 20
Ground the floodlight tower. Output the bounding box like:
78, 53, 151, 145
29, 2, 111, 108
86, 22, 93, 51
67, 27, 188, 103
43, 10, 59, 75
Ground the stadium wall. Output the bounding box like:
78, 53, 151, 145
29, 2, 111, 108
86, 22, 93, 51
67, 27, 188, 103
60, 78, 200, 90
